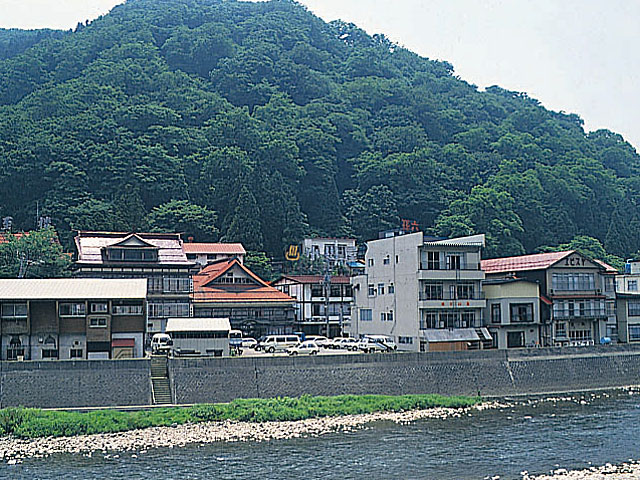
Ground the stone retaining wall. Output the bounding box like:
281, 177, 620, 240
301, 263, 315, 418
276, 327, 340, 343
2, 346, 640, 408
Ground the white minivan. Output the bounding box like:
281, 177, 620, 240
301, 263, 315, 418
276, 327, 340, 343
258, 335, 300, 353
151, 333, 173, 354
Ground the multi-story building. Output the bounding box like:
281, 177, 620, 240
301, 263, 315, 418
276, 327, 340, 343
482, 251, 617, 347
183, 242, 245, 269
616, 258, 640, 343
191, 258, 295, 338
272, 275, 352, 337
483, 278, 541, 348
0, 278, 147, 360
349, 232, 489, 352
302, 237, 357, 268
74, 232, 194, 340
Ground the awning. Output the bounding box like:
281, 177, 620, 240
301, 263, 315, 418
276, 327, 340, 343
421, 328, 481, 343
477, 327, 492, 341
540, 295, 553, 306
111, 338, 135, 348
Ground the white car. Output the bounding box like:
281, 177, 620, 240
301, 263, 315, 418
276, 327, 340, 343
331, 337, 359, 351
286, 340, 320, 356
240, 337, 257, 349
305, 335, 330, 348
357, 336, 397, 353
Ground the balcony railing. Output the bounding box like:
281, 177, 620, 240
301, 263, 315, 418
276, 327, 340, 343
419, 292, 485, 301
419, 262, 481, 271
553, 309, 606, 320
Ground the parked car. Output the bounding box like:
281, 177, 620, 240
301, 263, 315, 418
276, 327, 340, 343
286, 340, 320, 356
305, 335, 330, 348
330, 337, 359, 351
258, 335, 300, 353
151, 333, 173, 354
241, 337, 257, 349
357, 335, 397, 353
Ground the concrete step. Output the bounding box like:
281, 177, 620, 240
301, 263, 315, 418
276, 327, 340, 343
152, 377, 172, 405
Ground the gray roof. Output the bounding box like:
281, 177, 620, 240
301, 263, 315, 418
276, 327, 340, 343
166, 317, 231, 332
74, 232, 192, 266
0, 278, 147, 300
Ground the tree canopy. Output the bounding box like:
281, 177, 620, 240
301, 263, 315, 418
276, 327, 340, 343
0, 0, 639, 260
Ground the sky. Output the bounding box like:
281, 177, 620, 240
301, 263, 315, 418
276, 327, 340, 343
1, 0, 638, 150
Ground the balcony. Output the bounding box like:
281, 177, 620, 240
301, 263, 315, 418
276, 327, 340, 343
419, 292, 486, 309
419, 262, 481, 271
553, 309, 606, 320
418, 268, 484, 281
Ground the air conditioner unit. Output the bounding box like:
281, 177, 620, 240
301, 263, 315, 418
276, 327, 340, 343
461, 321, 468, 328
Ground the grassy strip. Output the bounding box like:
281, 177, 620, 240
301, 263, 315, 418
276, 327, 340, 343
0, 394, 480, 439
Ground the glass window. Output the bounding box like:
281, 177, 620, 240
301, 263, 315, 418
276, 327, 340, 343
421, 311, 438, 329
387, 310, 394, 322
629, 301, 640, 317
422, 283, 443, 300
89, 317, 107, 328
380, 312, 386, 321
426, 251, 439, 270
59, 303, 86, 317
330, 285, 341, 297
552, 273, 595, 291
388, 284, 395, 294
311, 285, 324, 297
1, 303, 27, 318
491, 304, 501, 323
70, 349, 83, 359
446, 253, 462, 270
510, 303, 534, 323
629, 325, 640, 341
90, 302, 108, 313
377, 283, 385, 295
344, 285, 353, 297
368, 284, 375, 296
628, 280, 638, 292
461, 311, 475, 327
456, 283, 474, 299
360, 309, 372, 322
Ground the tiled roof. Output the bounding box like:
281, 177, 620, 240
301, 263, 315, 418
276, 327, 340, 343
592, 258, 619, 273
275, 275, 351, 284
192, 259, 295, 304
0, 278, 147, 300
74, 231, 192, 266
481, 251, 573, 274
183, 243, 246, 255
0, 232, 26, 243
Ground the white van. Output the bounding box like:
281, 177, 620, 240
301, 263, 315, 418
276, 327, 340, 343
151, 333, 173, 354
258, 335, 300, 353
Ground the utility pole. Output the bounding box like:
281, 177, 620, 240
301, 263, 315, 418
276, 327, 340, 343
324, 257, 331, 337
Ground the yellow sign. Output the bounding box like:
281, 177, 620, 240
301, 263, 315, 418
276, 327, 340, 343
285, 245, 300, 261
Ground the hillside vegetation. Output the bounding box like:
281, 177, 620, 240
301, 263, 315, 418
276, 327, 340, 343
0, 0, 639, 259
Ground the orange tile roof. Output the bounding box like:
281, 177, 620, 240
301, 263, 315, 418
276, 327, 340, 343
183, 243, 246, 255
481, 251, 573, 274
192, 258, 294, 304
0, 232, 26, 243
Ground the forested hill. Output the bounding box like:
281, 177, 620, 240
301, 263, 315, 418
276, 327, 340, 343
1, 0, 639, 260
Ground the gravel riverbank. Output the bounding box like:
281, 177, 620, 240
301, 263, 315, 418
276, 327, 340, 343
0, 402, 502, 463
521, 461, 640, 480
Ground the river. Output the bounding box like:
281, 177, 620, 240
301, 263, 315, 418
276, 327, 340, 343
2, 390, 639, 480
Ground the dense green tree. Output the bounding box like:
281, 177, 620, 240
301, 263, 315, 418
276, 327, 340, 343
243, 250, 274, 282
223, 186, 264, 251
146, 199, 218, 241
0, 228, 71, 278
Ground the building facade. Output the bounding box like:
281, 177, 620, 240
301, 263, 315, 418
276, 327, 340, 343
616, 259, 640, 343
74, 232, 194, 341
183, 242, 245, 269
272, 275, 352, 337
191, 258, 295, 338
483, 278, 541, 348
0, 278, 147, 360
349, 232, 489, 352
302, 237, 357, 268
482, 251, 615, 347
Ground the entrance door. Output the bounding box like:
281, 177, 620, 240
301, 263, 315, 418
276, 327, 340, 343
507, 331, 524, 348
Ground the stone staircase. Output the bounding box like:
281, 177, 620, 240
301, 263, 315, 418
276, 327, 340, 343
150, 355, 172, 405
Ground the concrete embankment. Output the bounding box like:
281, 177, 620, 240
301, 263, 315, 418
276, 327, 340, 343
2, 344, 640, 408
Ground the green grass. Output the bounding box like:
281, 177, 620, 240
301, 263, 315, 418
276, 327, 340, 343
0, 394, 481, 439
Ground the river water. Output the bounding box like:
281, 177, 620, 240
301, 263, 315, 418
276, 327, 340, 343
2, 390, 640, 480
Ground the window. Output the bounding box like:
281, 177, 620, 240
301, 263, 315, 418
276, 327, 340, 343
107, 248, 157, 262
368, 284, 375, 296
148, 302, 189, 318
507, 331, 524, 348
398, 336, 413, 344
89, 317, 107, 328
426, 251, 439, 270
70, 349, 83, 359
207, 254, 217, 260
491, 304, 501, 323
387, 310, 394, 322
421, 311, 438, 329
171, 331, 228, 339
330, 285, 342, 297
629, 325, 640, 341
388, 284, 395, 294
383, 256, 390, 265
380, 312, 386, 321
461, 311, 475, 327
59, 303, 86, 317
1, 303, 27, 318
337, 245, 346, 258
163, 277, 191, 293
311, 285, 324, 297
112, 304, 144, 315
344, 285, 353, 297
628, 280, 638, 292
368, 258, 374, 267
510, 303, 534, 323
90, 302, 108, 313
360, 309, 372, 322
446, 253, 462, 270
551, 273, 595, 291
422, 283, 443, 300
629, 301, 640, 317
42, 349, 58, 359
569, 329, 592, 341
377, 283, 385, 295
555, 322, 567, 338
456, 283, 474, 299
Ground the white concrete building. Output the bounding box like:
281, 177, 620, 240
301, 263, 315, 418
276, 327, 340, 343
616, 259, 640, 343
348, 232, 489, 352
302, 237, 357, 268
183, 242, 245, 268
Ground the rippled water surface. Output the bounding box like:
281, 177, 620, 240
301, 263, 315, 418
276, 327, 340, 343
3, 391, 640, 480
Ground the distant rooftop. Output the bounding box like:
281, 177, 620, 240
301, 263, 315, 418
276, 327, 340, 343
183, 242, 246, 255
482, 251, 618, 274
0, 278, 147, 300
